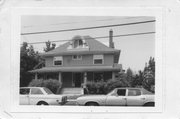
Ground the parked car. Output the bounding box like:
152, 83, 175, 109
20, 87, 67, 105
76, 88, 154, 106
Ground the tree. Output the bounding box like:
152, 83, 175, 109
20, 42, 40, 87
44, 41, 56, 52
142, 57, 155, 93
131, 70, 143, 87
126, 68, 134, 87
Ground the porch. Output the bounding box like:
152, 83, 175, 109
34, 71, 116, 88
30, 65, 122, 88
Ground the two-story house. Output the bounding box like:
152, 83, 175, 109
29, 30, 122, 94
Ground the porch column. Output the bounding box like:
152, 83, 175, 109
112, 72, 116, 80
83, 72, 87, 88
58, 72, 62, 83
35, 73, 38, 80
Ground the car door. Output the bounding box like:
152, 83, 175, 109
106, 89, 127, 106
126, 89, 145, 106
20, 88, 30, 105
29, 88, 44, 105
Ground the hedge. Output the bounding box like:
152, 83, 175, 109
28, 79, 62, 94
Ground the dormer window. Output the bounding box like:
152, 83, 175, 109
73, 39, 83, 48
67, 36, 89, 50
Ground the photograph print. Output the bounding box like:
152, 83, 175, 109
20, 16, 155, 106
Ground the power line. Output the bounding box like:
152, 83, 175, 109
21, 20, 155, 36
23, 31, 155, 45
22, 17, 143, 28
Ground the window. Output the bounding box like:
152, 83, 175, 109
93, 55, 103, 64
20, 88, 30, 95
54, 56, 63, 66
72, 55, 82, 60
117, 89, 126, 96
31, 88, 43, 95
128, 89, 141, 96
73, 39, 83, 48
43, 87, 53, 94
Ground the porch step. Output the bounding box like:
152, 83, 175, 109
60, 88, 83, 95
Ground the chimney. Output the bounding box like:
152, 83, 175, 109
109, 29, 114, 48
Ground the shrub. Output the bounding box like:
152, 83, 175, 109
105, 79, 127, 93
86, 79, 128, 94
28, 79, 43, 87
86, 81, 97, 94
43, 79, 62, 94
28, 79, 61, 94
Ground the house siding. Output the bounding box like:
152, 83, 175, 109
45, 54, 114, 67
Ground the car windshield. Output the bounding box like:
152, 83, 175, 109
43, 87, 54, 94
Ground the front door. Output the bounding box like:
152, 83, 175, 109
73, 73, 82, 87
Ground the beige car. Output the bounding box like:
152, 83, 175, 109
20, 87, 67, 105
76, 88, 154, 106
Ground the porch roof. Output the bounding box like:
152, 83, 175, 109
29, 65, 122, 73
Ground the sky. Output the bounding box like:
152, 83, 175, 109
21, 16, 155, 72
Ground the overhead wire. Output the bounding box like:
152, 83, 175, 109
22, 31, 155, 45
21, 20, 155, 35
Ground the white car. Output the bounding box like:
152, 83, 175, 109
20, 87, 67, 105
76, 88, 154, 106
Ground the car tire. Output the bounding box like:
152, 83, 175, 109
143, 102, 155, 106
37, 101, 48, 105
85, 102, 99, 106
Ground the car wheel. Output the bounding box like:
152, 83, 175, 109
37, 101, 48, 106
85, 102, 99, 106
143, 102, 154, 106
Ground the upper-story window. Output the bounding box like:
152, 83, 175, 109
73, 39, 83, 48
67, 36, 89, 50
72, 55, 82, 60
93, 55, 104, 64
53, 56, 63, 66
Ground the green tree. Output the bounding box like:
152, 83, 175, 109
44, 40, 56, 52
20, 42, 40, 87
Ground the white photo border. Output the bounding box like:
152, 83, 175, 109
10, 7, 164, 113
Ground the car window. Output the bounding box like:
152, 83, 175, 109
20, 88, 30, 95
31, 88, 43, 95
128, 89, 141, 96
117, 89, 126, 96
43, 87, 53, 94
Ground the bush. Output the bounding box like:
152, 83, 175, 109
86, 81, 106, 94
28, 79, 62, 94
105, 79, 127, 93
28, 79, 44, 87
86, 79, 128, 94
86, 81, 97, 94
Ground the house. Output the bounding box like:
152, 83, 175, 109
29, 30, 122, 94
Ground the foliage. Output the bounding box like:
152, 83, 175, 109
131, 70, 144, 87
126, 68, 134, 87
142, 57, 155, 93
28, 79, 62, 94
86, 57, 155, 94
44, 41, 56, 52
105, 79, 127, 93
20, 42, 41, 87
86, 79, 128, 94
